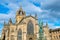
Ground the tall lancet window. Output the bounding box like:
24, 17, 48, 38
17, 29, 22, 40
27, 20, 34, 35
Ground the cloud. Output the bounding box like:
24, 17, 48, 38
0, 1, 20, 23
26, 0, 60, 24
0, 0, 60, 34
41, 0, 60, 11
23, 3, 42, 14
28, 0, 41, 7
55, 26, 60, 28
0, 11, 16, 23
39, 0, 60, 27
0, 0, 43, 26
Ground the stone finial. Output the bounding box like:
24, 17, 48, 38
9, 18, 12, 24
19, 5, 23, 11
46, 22, 48, 27
16, 5, 23, 16
30, 13, 31, 16
4, 20, 6, 26
35, 13, 37, 19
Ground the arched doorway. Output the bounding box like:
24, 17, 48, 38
17, 29, 22, 40
2, 33, 5, 40
29, 38, 32, 40
27, 20, 34, 35
3, 35, 5, 40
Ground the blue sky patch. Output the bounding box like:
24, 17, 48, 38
0, 4, 9, 14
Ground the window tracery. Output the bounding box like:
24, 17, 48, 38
27, 20, 34, 35
17, 29, 22, 40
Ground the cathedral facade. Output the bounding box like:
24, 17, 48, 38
1, 7, 51, 40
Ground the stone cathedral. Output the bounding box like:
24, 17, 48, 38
1, 7, 51, 40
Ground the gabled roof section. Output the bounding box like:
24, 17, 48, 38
17, 15, 38, 25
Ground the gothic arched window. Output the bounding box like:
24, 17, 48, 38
27, 20, 34, 35
17, 29, 22, 40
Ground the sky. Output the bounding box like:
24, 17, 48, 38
0, 0, 60, 37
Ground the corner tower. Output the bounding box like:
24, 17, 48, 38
16, 6, 26, 23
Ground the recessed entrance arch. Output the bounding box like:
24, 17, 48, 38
29, 38, 32, 40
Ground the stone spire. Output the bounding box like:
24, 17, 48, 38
4, 20, 6, 26
35, 13, 37, 19
30, 13, 31, 16
19, 5, 23, 11
9, 18, 12, 24
46, 22, 48, 27
16, 6, 23, 16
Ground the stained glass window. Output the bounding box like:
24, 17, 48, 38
17, 29, 22, 40
27, 20, 34, 35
